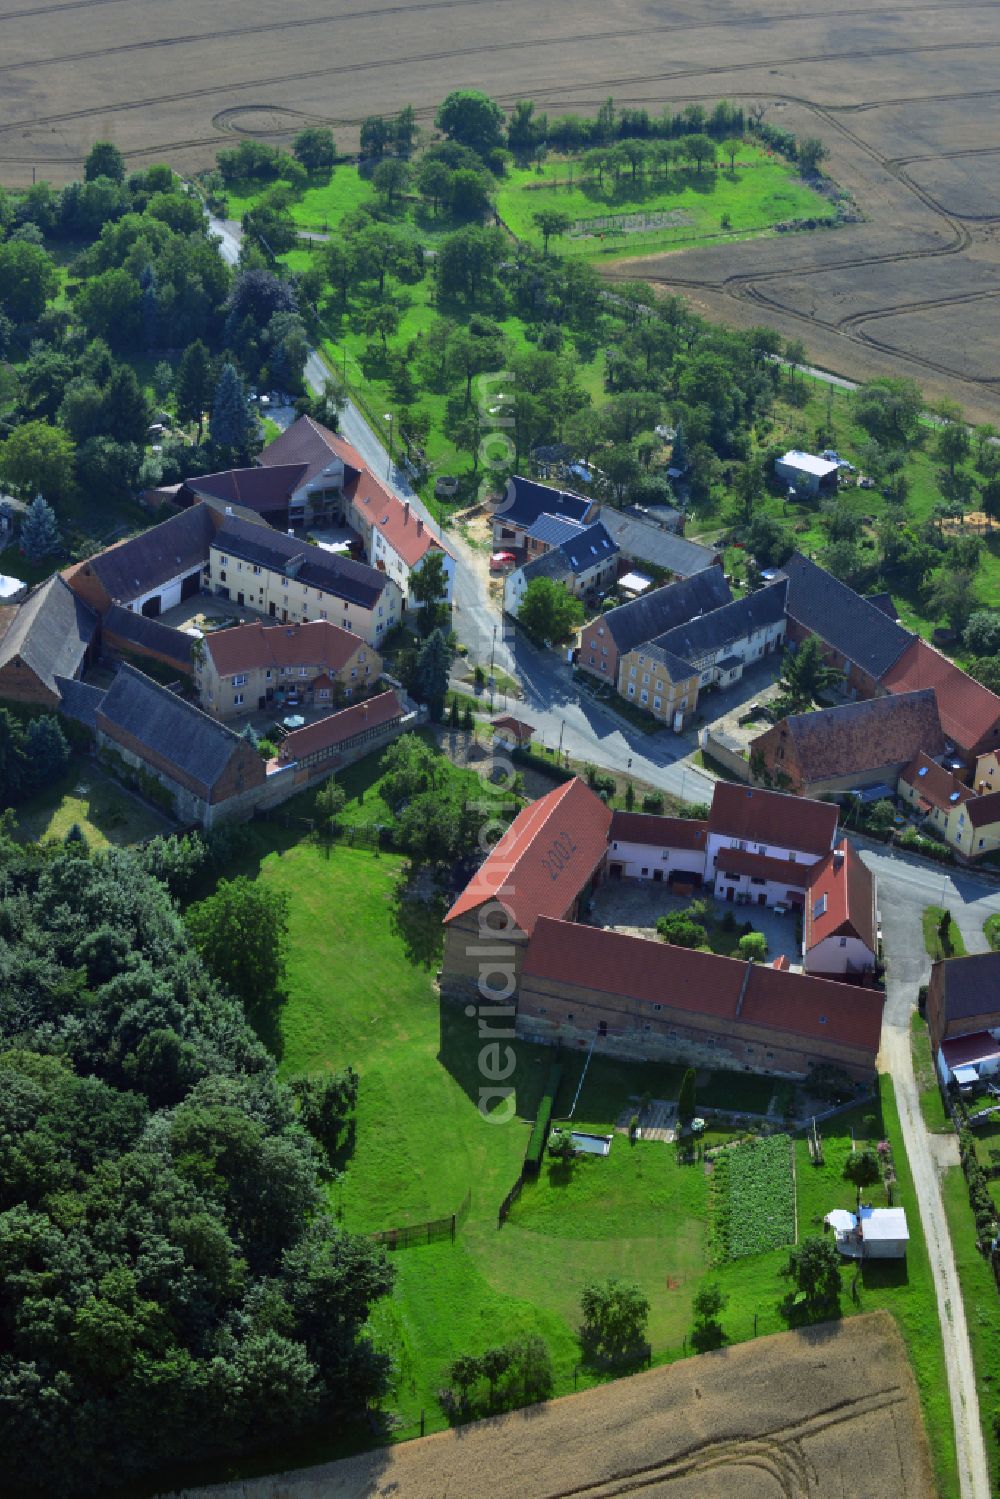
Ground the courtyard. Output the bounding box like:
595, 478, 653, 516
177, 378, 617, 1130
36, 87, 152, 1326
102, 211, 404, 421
588, 879, 803, 967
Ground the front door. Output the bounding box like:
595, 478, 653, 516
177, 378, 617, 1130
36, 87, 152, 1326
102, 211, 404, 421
237, 591, 245, 606
725, 887, 734, 902
653, 868, 663, 882
758, 892, 766, 906
258, 695, 266, 710
268, 601, 276, 618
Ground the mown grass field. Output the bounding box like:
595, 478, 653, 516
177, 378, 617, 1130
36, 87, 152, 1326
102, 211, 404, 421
911, 1012, 951, 1134
12, 760, 172, 847
228, 751, 957, 1493
495, 146, 836, 260
941, 1166, 1000, 1483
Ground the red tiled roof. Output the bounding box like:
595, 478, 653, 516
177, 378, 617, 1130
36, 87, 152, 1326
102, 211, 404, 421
204, 619, 367, 676
805, 840, 876, 954
968, 790, 1000, 829
941, 1031, 1000, 1069
277, 689, 403, 761
900, 751, 975, 814
187, 464, 308, 512
610, 812, 708, 851
709, 782, 838, 857
346, 470, 451, 569
492, 714, 534, 743
713, 847, 810, 888
259, 415, 364, 486
522, 917, 883, 1054
444, 777, 612, 937
883, 637, 1000, 751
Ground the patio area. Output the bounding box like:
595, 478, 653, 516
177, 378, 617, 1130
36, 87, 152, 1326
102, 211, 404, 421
587, 880, 803, 967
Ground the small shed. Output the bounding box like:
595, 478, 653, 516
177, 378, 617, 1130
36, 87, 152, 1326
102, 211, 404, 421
775, 450, 839, 498
825, 1206, 909, 1259
492, 714, 534, 750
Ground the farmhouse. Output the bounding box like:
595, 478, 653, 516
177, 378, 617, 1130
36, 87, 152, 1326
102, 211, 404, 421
780, 553, 913, 699
208, 515, 401, 646
195, 618, 378, 720
345, 470, 454, 610
706, 781, 839, 903
751, 690, 945, 796
803, 841, 877, 979
606, 810, 708, 884
504, 522, 618, 618
882, 635, 1000, 757
183, 465, 309, 530
274, 689, 409, 780
64, 504, 219, 618
491, 476, 598, 550
825, 1207, 909, 1260
774, 450, 839, 497
926, 952, 1000, 1085
577, 566, 731, 686
257, 415, 364, 528
0, 574, 98, 707
517, 917, 883, 1080
441, 777, 613, 996
93, 663, 266, 827
617, 581, 787, 727
596, 506, 720, 580
491, 714, 534, 750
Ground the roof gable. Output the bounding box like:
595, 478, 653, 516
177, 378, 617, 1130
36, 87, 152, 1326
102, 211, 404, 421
186, 464, 308, 513
781, 553, 913, 679
651, 580, 786, 666
883, 636, 1000, 751
204, 618, 366, 676
900, 750, 974, 813
609, 811, 708, 851
0, 574, 98, 693
258, 415, 363, 484
765, 690, 945, 784
213, 516, 389, 608
96, 663, 255, 793
277, 689, 404, 761
444, 778, 612, 936
805, 841, 876, 953
103, 604, 195, 669
597, 508, 717, 576
602, 568, 733, 655
494, 476, 593, 531
709, 781, 838, 857
71, 505, 217, 604
935, 953, 1000, 1025
347, 470, 448, 568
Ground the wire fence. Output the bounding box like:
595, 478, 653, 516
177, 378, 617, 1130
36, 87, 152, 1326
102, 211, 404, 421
370, 1188, 472, 1250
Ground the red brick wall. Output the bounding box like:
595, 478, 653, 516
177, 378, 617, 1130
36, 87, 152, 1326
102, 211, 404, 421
0, 659, 59, 707
64, 564, 111, 615
102, 629, 194, 678
578, 621, 618, 685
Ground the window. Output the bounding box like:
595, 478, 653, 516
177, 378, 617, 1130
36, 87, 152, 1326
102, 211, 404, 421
653, 697, 662, 711
640, 689, 648, 704
641, 868, 649, 877
813, 894, 827, 919
642, 1023, 651, 1033
612, 841, 619, 851
598, 626, 605, 636
351, 668, 357, 678
839, 937, 847, 947
642, 673, 649, 687
234, 692, 244, 706
601, 644, 607, 654
281, 577, 289, 588
757, 844, 766, 854
655, 680, 663, 692
750, 876, 765, 886
219, 555, 228, 565
566, 1013, 574, 1023
598, 1021, 607, 1037
253, 565, 261, 576
628, 684, 635, 697
265, 669, 272, 680
788, 851, 796, 863
318, 688, 330, 699
219, 569, 227, 583
232, 673, 247, 687
538, 1007, 547, 1016
299, 667, 308, 677
629, 666, 636, 679
237, 561, 242, 571
668, 1029, 677, 1039
320, 610, 327, 620
653, 1003, 662, 1012
765, 1050, 774, 1060
589, 655, 596, 665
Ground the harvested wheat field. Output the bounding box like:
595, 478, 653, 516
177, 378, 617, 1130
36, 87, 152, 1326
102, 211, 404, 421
175, 1312, 934, 1499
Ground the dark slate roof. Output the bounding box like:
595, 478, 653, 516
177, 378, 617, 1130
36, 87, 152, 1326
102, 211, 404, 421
524, 512, 588, 547
493, 476, 592, 530
214, 516, 390, 607
259, 415, 364, 486
78, 505, 217, 604
780, 553, 913, 679
935, 953, 1000, 1026
598, 508, 718, 577
759, 688, 945, 785
103, 604, 195, 669
186, 464, 308, 514
0, 574, 98, 693
55, 676, 105, 729
623, 502, 683, 531
559, 521, 617, 575
96, 663, 248, 792
602, 567, 732, 654
867, 591, 900, 622
521, 549, 573, 585
649, 581, 787, 673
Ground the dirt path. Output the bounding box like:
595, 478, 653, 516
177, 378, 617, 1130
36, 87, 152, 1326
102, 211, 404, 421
880, 1021, 990, 1499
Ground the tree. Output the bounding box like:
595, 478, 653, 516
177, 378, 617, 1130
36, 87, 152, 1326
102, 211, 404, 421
175, 340, 213, 436
822, 538, 866, 588
417, 158, 454, 216
797, 137, 827, 174
435, 90, 505, 157
738, 931, 767, 963
777, 634, 842, 712
372, 158, 409, 210
0, 240, 59, 324
393, 105, 418, 155
691, 1283, 727, 1351
74, 267, 143, 350
0, 421, 75, 503
937, 418, 970, 477
359, 114, 391, 160
929, 565, 978, 635
968, 656, 1000, 694
844, 1148, 881, 1188
518, 576, 584, 644
23, 715, 70, 783
533, 208, 571, 255
655, 913, 708, 948
289, 1068, 358, 1155
292, 126, 336, 172
677, 1067, 697, 1125
684, 134, 717, 175
782, 1236, 842, 1319
721, 137, 741, 171
314, 779, 346, 831
853, 377, 923, 448
410, 548, 450, 634
84, 140, 126, 183
579, 1277, 650, 1366
435, 224, 504, 304
964, 611, 1000, 657
102, 365, 150, 445
185, 876, 290, 1021
210, 362, 256, 461
415, 627, 452, 721
18, 493, 61, 561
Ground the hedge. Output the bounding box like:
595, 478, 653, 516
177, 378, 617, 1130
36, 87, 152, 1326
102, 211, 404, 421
524, 1062, 563, 1175
510, 746, 575, 784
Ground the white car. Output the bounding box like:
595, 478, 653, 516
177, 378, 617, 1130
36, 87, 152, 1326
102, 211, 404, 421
773, 902, 791, 916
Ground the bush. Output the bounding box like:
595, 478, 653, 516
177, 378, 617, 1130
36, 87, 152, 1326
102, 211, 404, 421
524, 1063, 562, 1174
642, 792, 664, 814
655, 913, 708, 949
985, 914, 1000, 953
737, 931, 767, 962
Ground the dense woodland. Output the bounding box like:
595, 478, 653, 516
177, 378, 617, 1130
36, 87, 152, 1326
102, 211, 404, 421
0, 825, 392, 1494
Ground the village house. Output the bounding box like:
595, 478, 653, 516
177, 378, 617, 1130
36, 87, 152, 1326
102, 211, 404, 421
780, 553, 913, 699
751, 690, 945, 797
274, 689, 409, 783
881, 635, 1000, 759
706, 782, 839, 910
926, 952, 1000, 1086
491, 476, 598, 551
503, 522, 618, 619
346, 470, 454, 610
0, 574, 98, 707
516, 917, 883, 1081
491, 714, 534, 751
183, 465, 311, 530
606, 810, 708, 885
208, 515, 401, 646
973, 749, 1000, 791
597, 506, 720, 582
100, 605, 196, 678
803, 841, 878, 979
93, 663, 267, 827
64, 504, 221, 620
256, 415, 365, 528
195, 618, 379, 720
617, 580, 787, 728
441, 777, 613, 997
577, 566, 731, 687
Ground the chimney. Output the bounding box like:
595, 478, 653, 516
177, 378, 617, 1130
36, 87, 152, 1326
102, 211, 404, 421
417, 517, 424, 537
225, 505, 233, 516
403, 501, 410, 524
833, 848, 845, 870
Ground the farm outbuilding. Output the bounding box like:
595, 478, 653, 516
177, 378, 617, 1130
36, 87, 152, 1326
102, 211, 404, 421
775, 450, 839, 497
825, 1206, 909, 1259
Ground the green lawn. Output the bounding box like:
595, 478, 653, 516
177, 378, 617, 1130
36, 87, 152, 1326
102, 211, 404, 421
941, 1167, 1000, 1484
911, 1012, 951, 1133
985, 914, 1000, 952
495, 145, 837, 260
922, 906, 968, 960
12, 760, 173, 847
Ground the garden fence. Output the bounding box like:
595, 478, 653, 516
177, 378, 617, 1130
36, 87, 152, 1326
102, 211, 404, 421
497, 1170, 526, 1228
370, 1188, 471, 1250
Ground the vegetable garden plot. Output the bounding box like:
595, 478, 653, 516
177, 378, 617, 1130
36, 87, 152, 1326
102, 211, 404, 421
709, 1134, 795, 1262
